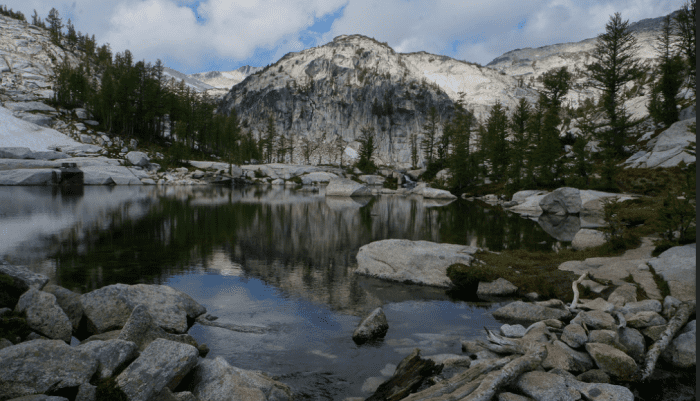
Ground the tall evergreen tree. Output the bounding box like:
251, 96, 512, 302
507, 98, 530, 190
648, 15, 685, 127
535, 67, 571, 186
449, 95, 476, 192
357, 126, 377, 172
483, 101, 509, 183
420, 106, 440, 165
46, 8, 63, 45
262, 114, 277, 163
586, 12, 641, 157
673, 0, 696, 96
65, 19, 77, 47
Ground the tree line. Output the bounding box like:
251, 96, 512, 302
389, 3, 695, 195
42, 7, 261, 164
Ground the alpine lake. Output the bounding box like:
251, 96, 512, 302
2, 185, 573, 400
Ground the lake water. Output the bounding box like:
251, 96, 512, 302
1, 185, 565, 399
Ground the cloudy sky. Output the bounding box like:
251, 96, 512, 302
5, 0, 686, 75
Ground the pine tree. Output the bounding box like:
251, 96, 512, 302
420, 106, 440, 165
507, 98, 530, 191
410, 132, 419, 168
586, 12, 641, 157
484, 101, 509, 183
534, 67, 571, 186
449, 95, 476, 192
46, 8, 63, 46
262, 114, 277, 163
357, 126, 377, 173
673, 0, 696, 97
66, 19, 77, 47
647, 15, 685, 127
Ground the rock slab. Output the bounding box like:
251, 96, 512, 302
115, 339, 199, 401
354, 240, 478, 287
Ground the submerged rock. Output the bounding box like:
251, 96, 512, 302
354, 239, 478, 287
352, 307, 389, 345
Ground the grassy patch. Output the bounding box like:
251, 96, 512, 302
648, 266, 671, 299
0, 273, 23, 309
447, 244, 628, 302
383, 175, 398, 190
615, 167, 689, 196
0, 310, 32, 344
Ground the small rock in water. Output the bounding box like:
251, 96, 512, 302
352, 307, 389, 345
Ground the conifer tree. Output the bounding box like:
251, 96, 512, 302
507, 98, 530, 191
357, 126, 377, 172
673, 0, 696, 96
648, 15, 685, 127
421, 106, 440, 165
262, 114, 277, 163
410, 133, 419, 168
46, 8, 63, 45
483, 101, 509, 183
66, 19, 77, 47
586, 12, 641, 157
449, 95, 476, 192
535, 67, 571, 186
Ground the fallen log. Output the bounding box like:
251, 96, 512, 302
402, 356, 516, 401
636, 300, 695, 381
366, 348, 443, 401
463, 343, 547, 401
569, 271, 589, 310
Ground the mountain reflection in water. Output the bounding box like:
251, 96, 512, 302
1, 185, 565, 399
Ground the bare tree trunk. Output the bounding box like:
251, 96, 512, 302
463, 344, 547, 401
402, 356, 516, 401
569, 271, 589, 310
636, 300, 695, 381
366, 348, 443, 401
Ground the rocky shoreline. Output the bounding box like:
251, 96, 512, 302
1, 233, 695, 400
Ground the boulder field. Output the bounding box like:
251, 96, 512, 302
0, 262, 292, 401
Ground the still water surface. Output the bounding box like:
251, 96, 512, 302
1, 185, 564, 399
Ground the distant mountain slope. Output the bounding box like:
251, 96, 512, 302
217, 34, 538, 167
189, 66, 263, 89
162, 67, 214, 92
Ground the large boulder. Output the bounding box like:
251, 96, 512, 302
492, 301, 571, 324
477, 278, 518, 297
80, 284, 206, 334
76, 339, 139, 379
539, 187, 582, 215
359, 174, 386, 186
647, 244, 696, 301
571, 229, 606, 250
571, 310, 617, 331
0, 169, 59, 185
618, 327, 646, 365
79, 165, 142, 185
537, 214, 580, 242
421, 187, 457, 199
352, 307, 389, 345
190, 356, 294, 401
542, 340, 595, 373
301, 171, 337, 185
561, 324, 588, 349
0, 264, 49, 292
15, 288, 72, 342
116, 339, 199, 401
662, 320, 696, 368
325, 178, 371, 197
0, 147, 34, 159
625, 118, 696, 168
118, 304, 203, 353
125, 151, 150, 167
354, 240, 478, 287
41, 284, 84, 333
585, 342, 638, 380
0, 339, 97, 399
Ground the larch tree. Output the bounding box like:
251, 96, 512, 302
648, 15, 685, 127
585, 12, 641, 158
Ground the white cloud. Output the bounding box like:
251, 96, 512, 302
1, 0, 688, 73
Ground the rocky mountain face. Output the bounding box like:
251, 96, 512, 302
485, 13, 682, 110
162, 67, 215, 92
0, 15, 80, 106
218, 34, 538, 168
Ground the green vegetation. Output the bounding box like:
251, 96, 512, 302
447, 240, 632, 302
0, 5, 25, 21
355, 126, 377, 173
0, 310, 32, 344
0, 273, 22, 309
